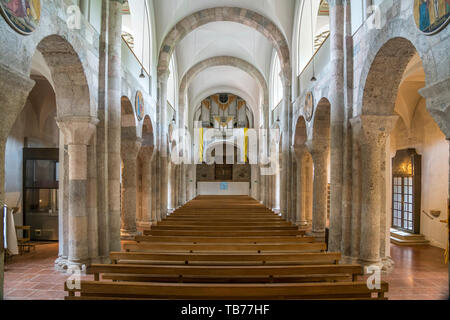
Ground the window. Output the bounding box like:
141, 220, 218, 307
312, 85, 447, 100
297, 0, 330, 74
271, 51, 283, 111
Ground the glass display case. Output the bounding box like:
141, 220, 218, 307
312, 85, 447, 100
23, 148, 59, 241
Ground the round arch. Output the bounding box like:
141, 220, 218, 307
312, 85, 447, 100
157, 7, 291, 81
121, 96, 138, 139
36, 35, 92, 119
311, 97, 331, 144
179, 56, 268, 127
293, 116, 308, 147
141, 115, 155, 147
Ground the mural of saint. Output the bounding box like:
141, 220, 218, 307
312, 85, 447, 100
414, 0, 450, 34
0, 0, 40, 35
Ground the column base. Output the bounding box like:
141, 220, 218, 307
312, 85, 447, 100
306, 230, 326, 239
295, 220, 309, 227
358, 258, 384, 274
136, 221, 153, 229
120, 230, 140, 240
381, 256, 395, 274
54, 256, 68, 272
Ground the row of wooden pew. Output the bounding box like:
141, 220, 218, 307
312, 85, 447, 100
65, 195, 388, 300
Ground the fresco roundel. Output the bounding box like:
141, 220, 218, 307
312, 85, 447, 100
414, 0, 450, 35
304, 91, 314, 122
135, 91, 144, 121
0, 0, 41, 35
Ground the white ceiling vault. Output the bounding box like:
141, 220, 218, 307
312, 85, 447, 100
151, 0, 297, 127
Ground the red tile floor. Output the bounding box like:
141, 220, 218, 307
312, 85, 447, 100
3, 242, 449, 300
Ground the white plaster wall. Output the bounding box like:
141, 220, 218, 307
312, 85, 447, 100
389, 100, 449, 249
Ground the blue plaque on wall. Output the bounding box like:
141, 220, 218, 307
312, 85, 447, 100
220, 182, 229, 190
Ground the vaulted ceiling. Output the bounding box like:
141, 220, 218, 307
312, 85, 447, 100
151, 0, 297, 127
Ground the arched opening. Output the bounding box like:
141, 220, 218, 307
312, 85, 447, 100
389, 53, 448, 249
136, 116, 154, 231
120, 96, 140, 239
358, 37, 448, 270
3, 34, 95, 273
310, 98, 331, 236
297, 0, 330, 73
293, 116, 313, 227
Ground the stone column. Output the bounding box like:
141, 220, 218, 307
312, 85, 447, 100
350, 118, 362, 263
304, 153, 314, 225
57, 117, 98, 269
151, 153, 160, 222
328, 0, 346, 252
294, 147, 309, 226
158, 71, 170, 218
291, 153, 297, 223
107, 0, 124, 252
340, 0, 355, 262
87, 135, 99, 264
96, 0, 111, 264
279, 76, 292, 219
55, 132, 69, 270
120, 138, 142, 239
309, 141, 329, 237
138, 146, 154, 228
358, 115, 398, 266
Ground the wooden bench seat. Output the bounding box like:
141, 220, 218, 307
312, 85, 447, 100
65, 281, 388, 300
145, 230, 306, 237
158, 221, 291, 226
110, 251, 341, 265
150, 225, 300, 231
90, 264, 363, 283
122, 242, 326, 253
134, 236, 316, 244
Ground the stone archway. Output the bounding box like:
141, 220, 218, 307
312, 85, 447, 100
157, 7, 291, 80
120, 96, 141, 239
138, 116, 156, 229
293, 116, 313, 227
179, 56, 269, 129
308, 98, 331, 237
353, 37, 449, 269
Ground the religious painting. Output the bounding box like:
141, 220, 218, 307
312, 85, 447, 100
0, 0, 40, 35
414, 0, 450, 35
135, 91, 144, 121
304, 91, 314, 122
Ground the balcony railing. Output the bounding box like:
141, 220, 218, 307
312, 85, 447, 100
121, 36, 151, 94
297, 34, 330, 96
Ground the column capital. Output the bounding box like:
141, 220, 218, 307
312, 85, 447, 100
158, 70, 170, 84
351, 115, 399, 146
139, 145, 155, 161
56, 116, 99, 145
121, 138, 143, 160
306, 139, 329, 157
293, 145, 308, 160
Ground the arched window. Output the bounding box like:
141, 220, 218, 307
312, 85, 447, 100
122, 0, 152, 73
270, 51, 283, 111
297, 0, 330, 74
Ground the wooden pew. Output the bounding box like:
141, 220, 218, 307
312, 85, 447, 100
150, 225, 300, 231
134, 236, 316, 244
90, 264, 363, 283
122, 242, 326, 253
145, 230, 306, 237
65, 281, 388, 300
109, 251, 341, 266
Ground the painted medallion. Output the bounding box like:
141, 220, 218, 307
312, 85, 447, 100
0, 0, 40, 35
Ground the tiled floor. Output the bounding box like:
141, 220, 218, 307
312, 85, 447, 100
3, 243, 93, 300
383, 244, 449, 300
2, 242, 449, 300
